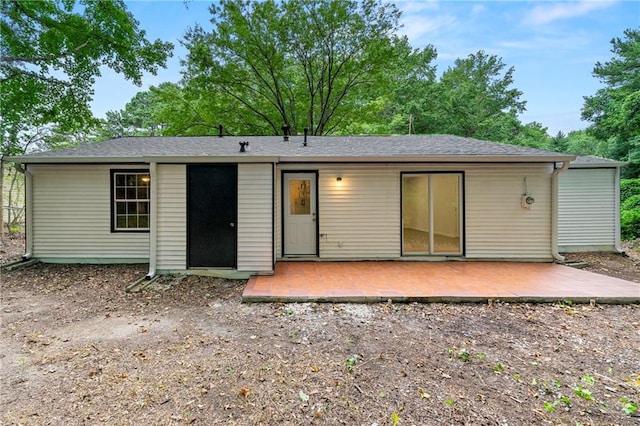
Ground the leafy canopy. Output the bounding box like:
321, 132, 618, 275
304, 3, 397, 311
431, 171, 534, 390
0, 0, 173, 155
582, 28, 640, 178
182, 0, 427, 136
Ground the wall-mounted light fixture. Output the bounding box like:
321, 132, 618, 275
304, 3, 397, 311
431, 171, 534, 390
336, 176, 342, 182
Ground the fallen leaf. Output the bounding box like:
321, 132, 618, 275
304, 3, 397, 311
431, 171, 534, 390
299, 390, 309, 402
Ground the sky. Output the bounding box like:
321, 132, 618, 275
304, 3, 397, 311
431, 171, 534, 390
90, 0, 640, 135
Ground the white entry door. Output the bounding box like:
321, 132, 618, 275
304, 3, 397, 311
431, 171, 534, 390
284, 172, 317, 255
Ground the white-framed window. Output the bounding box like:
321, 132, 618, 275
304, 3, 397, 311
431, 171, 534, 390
112, 171, 150, 232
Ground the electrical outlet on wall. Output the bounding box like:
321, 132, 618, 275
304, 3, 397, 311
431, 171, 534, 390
521, 194, 535, 209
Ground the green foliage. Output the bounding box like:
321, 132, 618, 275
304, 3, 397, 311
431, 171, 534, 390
580, 374, 595, 386
622, 195, 640, 211
511, 121, 551, 149
620, 397, 638, 415
582, 29, 640, 178
392, 50, 526, 142
574, 386, 593, 401
0, 0, 173, 155
562, 130, 611, 158
182, 0, 419, 136
548, 131, 568, 153
621, 179, 640, 202
621, 209, 640, 240
345, 354, 359, 373
620, 179, 640, 240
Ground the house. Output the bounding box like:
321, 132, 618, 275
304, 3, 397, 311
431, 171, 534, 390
5, 134, 601, 278
559, 156, 626, 253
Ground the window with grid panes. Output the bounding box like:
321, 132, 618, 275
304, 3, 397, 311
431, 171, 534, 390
112, 171, 150, 231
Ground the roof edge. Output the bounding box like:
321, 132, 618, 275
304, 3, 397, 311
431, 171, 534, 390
7, 154, 576, 165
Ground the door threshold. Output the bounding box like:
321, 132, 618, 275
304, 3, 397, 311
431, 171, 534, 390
281, 256, 320, 261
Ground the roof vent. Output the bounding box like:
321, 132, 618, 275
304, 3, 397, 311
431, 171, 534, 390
282, 124, 291, 142
303, 127, 309, 147
218, 124, 224, 138
239, 141, 249, 153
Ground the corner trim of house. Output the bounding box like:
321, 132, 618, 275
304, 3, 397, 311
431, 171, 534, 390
147, 162, 158, 279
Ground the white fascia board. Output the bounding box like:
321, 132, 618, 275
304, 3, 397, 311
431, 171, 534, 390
277, 155, 576, 163
143, 155, 279, 163
8, 156, 146, 164
8, 155, 280, 164
9, 154, 576, 165
568, 161, 627, 169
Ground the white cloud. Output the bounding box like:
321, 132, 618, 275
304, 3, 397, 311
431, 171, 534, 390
396, 0, 440, 14
471, 4, 486, 16
524, 1, 616, 25
399, 14, 458, 47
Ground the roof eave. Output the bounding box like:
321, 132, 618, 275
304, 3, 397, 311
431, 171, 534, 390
143, 155, 279, 163
569, 161, 628, 169
278, 155, 576, 163
7, 154, 576, 164
6, 155, 281, 164
6, 156, 145, 164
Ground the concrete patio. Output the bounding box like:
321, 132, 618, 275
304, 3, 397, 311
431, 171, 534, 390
243, 261, 640, 303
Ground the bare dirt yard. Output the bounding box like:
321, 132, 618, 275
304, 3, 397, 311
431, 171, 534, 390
1, 234, 639, 425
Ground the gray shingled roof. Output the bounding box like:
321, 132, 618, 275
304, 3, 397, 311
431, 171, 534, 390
570, 155, 626, 167
9, 134, 575, 163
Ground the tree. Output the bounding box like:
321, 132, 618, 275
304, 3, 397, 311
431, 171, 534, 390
0, 0, 173, 155
428, 51, 526, 142
182, 0, 419, 136
99, 87, 168, 139
511, 122, 551, 149
563, 129, 610, 158
549, 131, 568, 153
582, 29, 640, 177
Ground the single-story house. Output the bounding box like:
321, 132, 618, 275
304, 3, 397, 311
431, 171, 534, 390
2, 134, 622, 278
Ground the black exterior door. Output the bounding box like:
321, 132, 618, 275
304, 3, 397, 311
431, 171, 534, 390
187, 164, 237, 268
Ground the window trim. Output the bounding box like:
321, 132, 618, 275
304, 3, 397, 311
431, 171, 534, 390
110, 169, 151, 233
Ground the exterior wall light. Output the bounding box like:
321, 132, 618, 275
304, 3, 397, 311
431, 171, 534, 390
336, 176, 342, 182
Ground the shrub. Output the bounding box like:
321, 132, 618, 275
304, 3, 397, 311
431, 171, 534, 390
621, 209, 640, 240
621, 179, 640, 240
621, 178, 640, 202
622, 195, 640, 211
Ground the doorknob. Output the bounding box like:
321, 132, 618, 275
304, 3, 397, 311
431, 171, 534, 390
230, 223, 235, 227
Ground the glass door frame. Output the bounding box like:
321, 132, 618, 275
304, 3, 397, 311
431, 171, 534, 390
400, 172, 465, 256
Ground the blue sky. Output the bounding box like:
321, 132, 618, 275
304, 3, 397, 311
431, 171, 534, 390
91, 0, 640, 135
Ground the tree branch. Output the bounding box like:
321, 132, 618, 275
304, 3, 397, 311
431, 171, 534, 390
0, 40, 90, 65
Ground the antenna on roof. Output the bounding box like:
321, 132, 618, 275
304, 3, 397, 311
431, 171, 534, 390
218, 124, 224, 138
282, 124, 291, 142
303, 127, 308, 147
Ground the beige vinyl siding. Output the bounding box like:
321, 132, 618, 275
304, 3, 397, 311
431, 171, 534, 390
237, 163, 273, 272
318, 167, 399, 258
156, 164, 186, 271
465, 164, 553, 259
30, 164, 149, 262
558, 168, 616, 252
276, 163, 554, 261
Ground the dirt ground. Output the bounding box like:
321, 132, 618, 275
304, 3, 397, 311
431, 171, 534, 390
1, 235, 639, 425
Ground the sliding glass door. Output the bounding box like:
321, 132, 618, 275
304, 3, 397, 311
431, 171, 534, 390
402, 173, 462, 255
